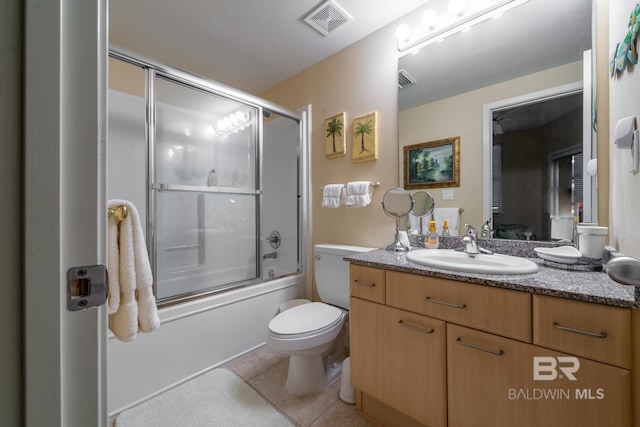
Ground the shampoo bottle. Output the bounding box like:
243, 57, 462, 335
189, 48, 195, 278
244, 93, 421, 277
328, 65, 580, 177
425, 220, 440, 249
207, 169, 217, 187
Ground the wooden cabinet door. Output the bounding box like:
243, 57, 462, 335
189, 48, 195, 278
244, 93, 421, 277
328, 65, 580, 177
447, 324, 631, 427
350, 297, 447, 427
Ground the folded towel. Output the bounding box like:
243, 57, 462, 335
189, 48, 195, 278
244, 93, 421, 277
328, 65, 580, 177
345, 181, 372, 207
434, 207, 461, 236
322, 184, 345, 208
108, 199, 160, 342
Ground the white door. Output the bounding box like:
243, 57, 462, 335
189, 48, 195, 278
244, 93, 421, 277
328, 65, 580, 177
24, 1, 108, 426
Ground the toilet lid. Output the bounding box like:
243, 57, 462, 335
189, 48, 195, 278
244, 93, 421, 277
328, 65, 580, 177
269, 302, 343, 335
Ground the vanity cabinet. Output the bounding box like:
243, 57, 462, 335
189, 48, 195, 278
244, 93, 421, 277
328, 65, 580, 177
349, 266, 636, 427
350, 297, 447, 427
447, 323, 631, 427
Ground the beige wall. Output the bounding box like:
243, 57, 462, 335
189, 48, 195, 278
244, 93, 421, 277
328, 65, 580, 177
261, 24, 401, 251
1, 0, 23, 425
399, 61, 584, 229
109, 57, 145, 97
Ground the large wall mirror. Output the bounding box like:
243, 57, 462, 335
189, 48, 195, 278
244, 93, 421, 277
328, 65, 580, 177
398, 0, 594, 242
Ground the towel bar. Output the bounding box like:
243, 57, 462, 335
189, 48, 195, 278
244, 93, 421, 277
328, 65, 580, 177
108, 205, 129, 221
321, 181, 380, 191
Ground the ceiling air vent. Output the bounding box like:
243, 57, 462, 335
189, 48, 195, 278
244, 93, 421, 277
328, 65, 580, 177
398, 69, 416, 89
304, 0, 353, 36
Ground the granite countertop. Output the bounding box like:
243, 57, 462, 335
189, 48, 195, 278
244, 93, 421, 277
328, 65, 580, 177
345, 247, 639, 308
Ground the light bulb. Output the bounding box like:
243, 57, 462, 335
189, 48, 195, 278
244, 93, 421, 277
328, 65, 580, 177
448, 0, 466, 16
421, 9, 438, 28
395, 24, 411, 42
235, 111, 246, 122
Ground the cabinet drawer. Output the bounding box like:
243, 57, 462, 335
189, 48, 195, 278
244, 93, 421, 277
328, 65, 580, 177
533, 295, 632, 369
386, 271, 531, 342
350, 265, 385, 304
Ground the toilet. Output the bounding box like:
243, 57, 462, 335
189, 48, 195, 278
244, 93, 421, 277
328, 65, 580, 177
266, 243, 374, 395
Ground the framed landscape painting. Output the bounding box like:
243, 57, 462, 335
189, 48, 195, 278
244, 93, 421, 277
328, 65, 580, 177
404, 137, 460, 189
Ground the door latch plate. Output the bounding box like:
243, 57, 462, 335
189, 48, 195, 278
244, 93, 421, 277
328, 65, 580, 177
67, 265, 108, 311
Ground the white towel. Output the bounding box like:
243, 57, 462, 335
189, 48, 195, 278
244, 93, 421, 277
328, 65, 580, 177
434, 207, 461, 236
107, 215, 120, 314
322, 184, 345, 208
108, 199, 160, 342
345, 181, 372, 207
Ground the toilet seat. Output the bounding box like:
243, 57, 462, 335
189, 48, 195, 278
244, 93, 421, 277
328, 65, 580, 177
268, 302, 344, 338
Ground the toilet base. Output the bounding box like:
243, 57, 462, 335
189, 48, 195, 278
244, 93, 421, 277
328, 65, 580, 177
285, 353, 343, 395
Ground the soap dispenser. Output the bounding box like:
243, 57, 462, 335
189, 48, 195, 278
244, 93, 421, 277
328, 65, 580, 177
425, 220, 440, 249
442, 219, 451, 236
481, 220, 492, 238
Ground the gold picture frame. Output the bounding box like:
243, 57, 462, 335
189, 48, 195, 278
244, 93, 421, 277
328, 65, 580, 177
404, 137, 460, 189
352, 111, 378, 163
324, 112, 346, 158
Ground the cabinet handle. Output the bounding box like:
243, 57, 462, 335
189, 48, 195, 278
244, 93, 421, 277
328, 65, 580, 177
552, 322, 608, 339
425, 296, 466, 309
354, 279, 375, 287
398, 320, 434, 334
456, 338, 504, 356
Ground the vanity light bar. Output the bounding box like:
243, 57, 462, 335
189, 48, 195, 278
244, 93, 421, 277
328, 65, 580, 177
398, 0, 531, 56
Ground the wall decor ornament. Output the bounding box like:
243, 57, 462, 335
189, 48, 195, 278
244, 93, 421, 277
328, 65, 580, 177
352, 111, 378, 163
610, 3, 640, 78
404, 137, 460, 189
324, 112, 346, 158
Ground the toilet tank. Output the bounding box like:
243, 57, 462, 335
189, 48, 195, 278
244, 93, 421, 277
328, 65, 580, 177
314, 244, 375, 309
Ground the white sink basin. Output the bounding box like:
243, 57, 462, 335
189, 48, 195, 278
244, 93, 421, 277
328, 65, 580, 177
406, 249, 539, 275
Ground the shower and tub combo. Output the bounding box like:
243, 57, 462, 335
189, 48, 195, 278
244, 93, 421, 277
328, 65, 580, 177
106, 50, 310, 415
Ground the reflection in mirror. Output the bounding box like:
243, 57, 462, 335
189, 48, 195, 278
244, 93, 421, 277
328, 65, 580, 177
410, 191, 435, 234
382, 188, 413, 252
397, 0, 592, 242
486, 86, 585, 241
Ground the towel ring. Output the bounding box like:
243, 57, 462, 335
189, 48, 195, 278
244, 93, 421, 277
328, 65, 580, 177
108, 205, 129, 221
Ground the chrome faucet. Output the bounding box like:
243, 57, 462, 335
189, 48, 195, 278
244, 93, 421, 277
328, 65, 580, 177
458, 224, 492, 256
263, 251, 278, 260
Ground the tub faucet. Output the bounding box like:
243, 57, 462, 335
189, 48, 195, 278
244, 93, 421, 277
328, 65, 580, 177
457, 224, 492, 256
263, 251, 278, 260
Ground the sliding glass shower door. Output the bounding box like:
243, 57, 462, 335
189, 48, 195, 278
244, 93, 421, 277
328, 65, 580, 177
152, 75, 262, 301
108, 53, 303, 305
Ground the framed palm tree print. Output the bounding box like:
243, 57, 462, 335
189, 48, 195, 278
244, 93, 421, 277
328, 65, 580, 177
352, 111, 378, 163
404, 137, 460, 189
324, 112, 346, 158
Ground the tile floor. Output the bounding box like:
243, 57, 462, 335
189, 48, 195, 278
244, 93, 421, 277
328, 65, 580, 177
225, 345, 376, 427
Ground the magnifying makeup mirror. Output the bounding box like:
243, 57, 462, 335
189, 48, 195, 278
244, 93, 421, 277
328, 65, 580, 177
382, 188, 413, 252
410, 191, 435, 234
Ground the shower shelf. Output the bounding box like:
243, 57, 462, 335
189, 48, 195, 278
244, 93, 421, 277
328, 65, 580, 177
152, 183, 262, 195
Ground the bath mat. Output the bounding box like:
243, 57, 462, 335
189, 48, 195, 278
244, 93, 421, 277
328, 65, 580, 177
115, 368, 294, 427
